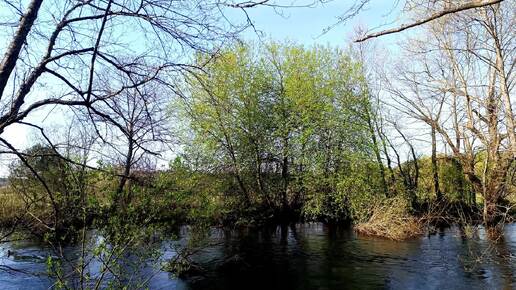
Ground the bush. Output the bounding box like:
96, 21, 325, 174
338, 173, 382, 223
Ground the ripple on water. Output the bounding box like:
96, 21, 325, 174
0, 223, 514, 290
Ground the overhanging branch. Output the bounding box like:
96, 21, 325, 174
356, 0, 505, 42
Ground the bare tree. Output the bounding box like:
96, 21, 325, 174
92, 72, 171, 209
384, 0, 515, 231
0, 0, 300, 235
386, 64, 446, 201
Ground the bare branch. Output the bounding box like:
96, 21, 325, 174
356, 0, 505, 42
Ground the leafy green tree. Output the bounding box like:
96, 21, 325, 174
179, 41, 379, 221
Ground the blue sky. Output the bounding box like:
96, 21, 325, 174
233, 0, 403, 46
0, 0, 408, 176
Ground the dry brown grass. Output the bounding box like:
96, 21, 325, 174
355, 196, 423, 241
0, 186, 25, 227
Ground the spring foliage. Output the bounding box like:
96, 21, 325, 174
175, 42, 378, 221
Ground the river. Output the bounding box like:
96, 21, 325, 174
0, 223, 515, 289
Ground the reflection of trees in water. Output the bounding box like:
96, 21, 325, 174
4, 224, 515, 290
458, 225, 515, 289
491, 235, 514, 290
44, 226, 167, 289
185, 223, 319, 290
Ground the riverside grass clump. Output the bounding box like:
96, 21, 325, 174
355, 196, 423, 241
0, 186, 25, 227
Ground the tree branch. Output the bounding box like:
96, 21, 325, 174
356, 0, 505, 42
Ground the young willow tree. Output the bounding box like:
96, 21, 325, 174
179, 42, 379, 221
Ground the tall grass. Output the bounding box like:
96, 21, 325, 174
0, 186, 25, 227
355, 196, 423, 241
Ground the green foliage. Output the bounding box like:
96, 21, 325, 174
156, 162, 228, 224
411, 156, 473, 204
338, 161, 384, 223
178, 41, 378, 221
302, 156, 383, 223
8, 144, 92, 238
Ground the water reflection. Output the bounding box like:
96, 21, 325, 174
0, 223, 515, 289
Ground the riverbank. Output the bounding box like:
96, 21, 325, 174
0, 183, 513, 243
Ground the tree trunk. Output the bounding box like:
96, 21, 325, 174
366, 108, 388, 197
222, 129, 251, 206
116, 137, 134, 209
483, 195, 499, 228
281, 135, 289, 212
379, 130, 396, 194
0, 0, 44, 97
394, 124, 419, 205
431, 125, 442, 201
252, 139, 269, 207
483, 182, 503, 240
451, 158, 466, 203
229, 149, 251, 207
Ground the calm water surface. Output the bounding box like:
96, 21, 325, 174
0, 223, 515, 289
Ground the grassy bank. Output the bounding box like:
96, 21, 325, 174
0, 187, 25, 227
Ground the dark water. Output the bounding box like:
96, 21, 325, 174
1, 223, 515, 289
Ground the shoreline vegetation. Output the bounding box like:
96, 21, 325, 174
1, 164, 514, 242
